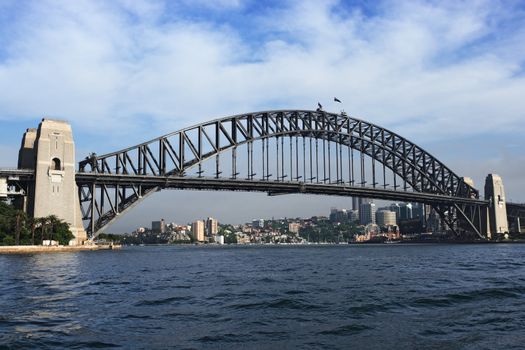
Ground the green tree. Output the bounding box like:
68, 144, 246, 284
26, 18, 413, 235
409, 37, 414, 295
47, 215, 73, 245
224, 231, 237, 244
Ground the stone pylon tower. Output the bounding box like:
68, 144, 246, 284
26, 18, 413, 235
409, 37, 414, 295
18, 119, 87, 245
484, 174, 509, 238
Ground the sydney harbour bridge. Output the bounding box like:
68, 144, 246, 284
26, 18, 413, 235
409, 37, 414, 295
1, 109, 523, 243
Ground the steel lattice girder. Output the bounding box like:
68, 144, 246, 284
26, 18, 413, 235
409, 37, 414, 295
77, 110, 483, 237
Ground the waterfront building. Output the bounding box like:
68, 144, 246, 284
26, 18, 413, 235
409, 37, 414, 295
288, 222, 301, 234
215, 235, 225, 244
360, 202, 376, 225
252, 219, 264, 229
377, 210, 397, 226
152, 219, 166, 234
206, 217, 218, 236
192, 220, 205, 242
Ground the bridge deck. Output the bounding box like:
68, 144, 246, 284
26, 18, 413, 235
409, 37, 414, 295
0, 168, 34, 179
75, 173, 488, 206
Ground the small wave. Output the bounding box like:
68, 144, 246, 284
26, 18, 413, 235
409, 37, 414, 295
172, 285, 192, 289
419, 329, 447, 336
90, 280, 130, 286
258, 277, 277, 283
318, 324, 371, 335
123, 314, 152, 320
478, 316, 513, 325
197, 333, 247, 343
412, 286, 525, 308
284, 290, 307, 295
135, 296, 190, 306
71, 341, 121, 348
254, 330, 288, 339
347, 302, 396, 316
229, 298, 322, 310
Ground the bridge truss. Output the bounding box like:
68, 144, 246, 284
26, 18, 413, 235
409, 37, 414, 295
77, 110, 486, 238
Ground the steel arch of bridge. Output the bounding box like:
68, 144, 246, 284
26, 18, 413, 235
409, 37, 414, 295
76, 110, 485, 238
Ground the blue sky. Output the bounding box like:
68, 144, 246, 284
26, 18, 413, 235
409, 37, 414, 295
0, 0, 524, 231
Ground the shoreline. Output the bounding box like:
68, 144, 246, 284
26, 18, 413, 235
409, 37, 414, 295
123, 240, 525, 247
0, 244, 121, 254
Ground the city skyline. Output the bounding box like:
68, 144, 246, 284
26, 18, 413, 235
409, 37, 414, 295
0, 0, 524, 233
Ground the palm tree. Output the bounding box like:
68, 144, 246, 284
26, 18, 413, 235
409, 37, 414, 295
16, 210, 29, 245
14, 211, 21, 245
47, 215, 60, 244
30, 217, 36, 245
35, 217, 49, 244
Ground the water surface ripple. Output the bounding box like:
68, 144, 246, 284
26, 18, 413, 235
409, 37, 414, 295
1, 244, 525, 349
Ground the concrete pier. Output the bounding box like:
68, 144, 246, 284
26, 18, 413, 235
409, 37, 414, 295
18, 119, 87, 245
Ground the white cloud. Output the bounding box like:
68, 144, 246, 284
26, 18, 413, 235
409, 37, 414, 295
0, 0, 523, 141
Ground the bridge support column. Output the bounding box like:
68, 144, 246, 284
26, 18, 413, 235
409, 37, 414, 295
484, 174, 509, 238
20, 119, 87, 245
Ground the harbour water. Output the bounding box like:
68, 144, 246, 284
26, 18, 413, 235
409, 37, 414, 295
1, 244, 525, 349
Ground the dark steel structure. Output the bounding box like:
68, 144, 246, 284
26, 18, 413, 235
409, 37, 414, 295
507, 202, 525, 232
76, 110, 487, 238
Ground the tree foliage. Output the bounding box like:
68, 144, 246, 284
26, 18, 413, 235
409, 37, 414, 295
0, 202, 73, 245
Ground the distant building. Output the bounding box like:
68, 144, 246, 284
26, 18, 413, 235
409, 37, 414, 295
352, 197, 359, 211
389, 203, 401, 221
206, 217, 218, 236
152, 219, 166, 234
192, 220, 205, 242
399, 203, 413, 221
358, 198, 372, 210
288, 222, 301, 234
412, 203, 425, 219
252, 219, 264, 229
377, 210, 396, 226
330, 208, 348, 223
215, 235, 225, 244
312, 216, 328, 223
348, 209, 359, 223
360, 202, 376, 225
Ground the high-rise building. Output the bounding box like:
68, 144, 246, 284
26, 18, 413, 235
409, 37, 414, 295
358, 197, 372, 209
412, 203, 424, 219
352, 197, 359, 211
152, 219, 166, 234
192, 220, 205, 242
252, 219, 264, 229
389, 203, 401, 221
360, 202, 376, 225
330, 208, 348, 223
399, 203, 413, 221
376, 210, 397, 226
206, 217, 218, 236
348, 209, 359, 222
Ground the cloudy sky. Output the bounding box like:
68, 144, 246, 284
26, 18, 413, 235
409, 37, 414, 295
0, 0, 524, 232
